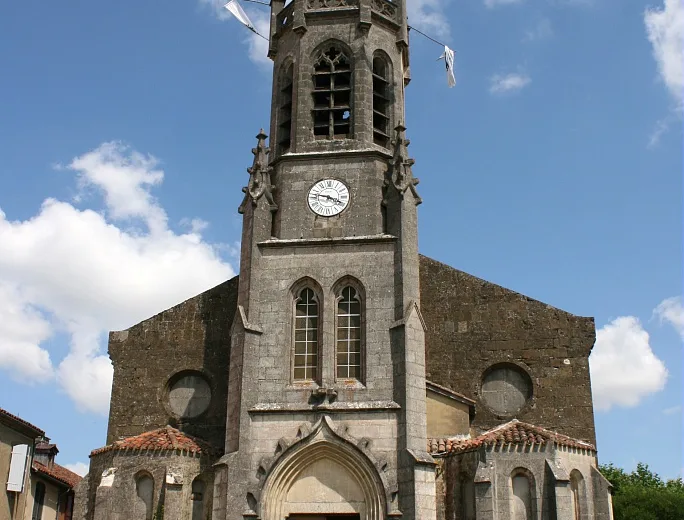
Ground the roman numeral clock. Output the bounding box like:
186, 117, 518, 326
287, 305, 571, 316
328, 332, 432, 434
308, 179, 350, 217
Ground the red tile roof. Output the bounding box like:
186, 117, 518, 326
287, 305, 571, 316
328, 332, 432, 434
90, 426, 206, 457
0, 407, 45, 436
428, 420, 596, 455
33, 461, 82, 489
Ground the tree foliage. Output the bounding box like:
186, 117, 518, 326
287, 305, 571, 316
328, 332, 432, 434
600, 462, 684, 520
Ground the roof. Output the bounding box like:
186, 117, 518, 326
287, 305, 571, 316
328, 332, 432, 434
90, 426, 206, 457
0, 407, 45, 437
35, 442, 58, 453
33, 461, 82, 489
428, 420, 596, 456
425, 380, 476, 407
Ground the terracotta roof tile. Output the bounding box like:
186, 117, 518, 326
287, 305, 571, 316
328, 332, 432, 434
428, 420, 596, 456
33, 461, 82, 489
90, 426, 206, 457
0, 407, 45, 436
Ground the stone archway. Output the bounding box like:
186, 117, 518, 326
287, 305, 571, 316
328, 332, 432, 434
260, 420, 387, 520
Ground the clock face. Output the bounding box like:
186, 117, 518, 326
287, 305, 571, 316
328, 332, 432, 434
308, 179, 350, 217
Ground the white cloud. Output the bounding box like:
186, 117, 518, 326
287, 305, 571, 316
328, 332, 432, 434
0, 142, 235, 414
64, 462, 89, 477
590, 316, 668, 411
489, 72, 531, 94
199, 0, 271, 66
663, 405, 682, 415
653, 296, 684, 338
644, 0, 684, 111
0, 281, 53, 382
484, 0, 523, 8
524, 18, 553, 41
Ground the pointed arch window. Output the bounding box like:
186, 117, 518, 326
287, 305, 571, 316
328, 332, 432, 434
336, 286, 362, 380
372, 53, 391, 147
570, 470, 585, 520
294, 288, 319, 381
277, 63, 294, 154
312, 46, 351, 139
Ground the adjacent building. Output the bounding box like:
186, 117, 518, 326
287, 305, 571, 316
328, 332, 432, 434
1, 407, 81, 520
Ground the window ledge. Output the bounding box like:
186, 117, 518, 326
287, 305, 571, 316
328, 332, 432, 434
249, 400, 401, 413
259, 234, 396, 248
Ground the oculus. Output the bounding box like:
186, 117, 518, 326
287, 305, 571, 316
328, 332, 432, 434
480, 363, 532, 416
308, 179, 349, 216
167, 371, 212, 419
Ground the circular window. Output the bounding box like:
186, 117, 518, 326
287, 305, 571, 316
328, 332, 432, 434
480, 364, 532, 416
167, 372, 212, 419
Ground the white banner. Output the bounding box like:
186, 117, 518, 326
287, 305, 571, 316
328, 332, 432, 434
442, 46, 456, 88
224, 0, 256, 32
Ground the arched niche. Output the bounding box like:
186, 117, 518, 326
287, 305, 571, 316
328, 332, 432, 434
260, 420, 386, 520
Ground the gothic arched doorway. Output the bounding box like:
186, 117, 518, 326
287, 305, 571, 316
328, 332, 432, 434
259, 422, 387, 520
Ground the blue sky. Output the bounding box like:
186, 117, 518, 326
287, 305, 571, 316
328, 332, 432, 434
0, 0, 681, 479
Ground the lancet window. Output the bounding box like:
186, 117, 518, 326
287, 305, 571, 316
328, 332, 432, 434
277, 63, 294, 154
312, 46, 352, 139
372, 53, 391, 147
293, 288, 320, 381
336, 286, 362, 380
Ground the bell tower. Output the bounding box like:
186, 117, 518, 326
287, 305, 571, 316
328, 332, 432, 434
216, 0, 436, 518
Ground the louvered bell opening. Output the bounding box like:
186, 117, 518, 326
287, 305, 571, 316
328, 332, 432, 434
312, 48, 351, 139
278, 65, 294, 153
372, 57, 390, 147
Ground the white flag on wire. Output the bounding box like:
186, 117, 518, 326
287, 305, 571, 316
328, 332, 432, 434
438, 46, 456, 88
224, 0, 257, 33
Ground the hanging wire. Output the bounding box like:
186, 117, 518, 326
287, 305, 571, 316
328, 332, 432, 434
408, 25, 447, 49
250, 27, 270, 40
233, 0, 451, 49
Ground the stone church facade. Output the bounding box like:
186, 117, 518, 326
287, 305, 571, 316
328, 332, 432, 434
74, 0, 614, 518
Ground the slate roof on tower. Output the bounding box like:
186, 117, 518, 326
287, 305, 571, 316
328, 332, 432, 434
428, 419, 596, 455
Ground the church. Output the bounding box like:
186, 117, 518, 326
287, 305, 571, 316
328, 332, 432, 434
74, 0, 615, 518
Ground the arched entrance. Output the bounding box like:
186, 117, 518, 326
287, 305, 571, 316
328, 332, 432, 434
259, 420, 387, 520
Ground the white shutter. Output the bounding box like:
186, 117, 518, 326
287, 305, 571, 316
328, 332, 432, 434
6, 444, 29, 492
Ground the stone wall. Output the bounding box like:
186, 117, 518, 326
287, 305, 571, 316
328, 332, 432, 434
419, 256, 597, 444
106, 277, 238, 452
82, 451, 212, 520
439, 445, 610, 520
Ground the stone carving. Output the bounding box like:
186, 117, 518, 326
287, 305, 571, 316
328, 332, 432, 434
371, 0, 397, 20
307, 0, 357, 9
238, 129, 278, 214
165, 468, 184, 485
384, 124, 421, 204
99, 468, 116, 487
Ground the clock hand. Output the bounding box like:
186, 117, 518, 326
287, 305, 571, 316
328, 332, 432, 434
318, 194, 341, 204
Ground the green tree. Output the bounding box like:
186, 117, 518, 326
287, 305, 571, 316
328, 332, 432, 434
599, 462, 684, 520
